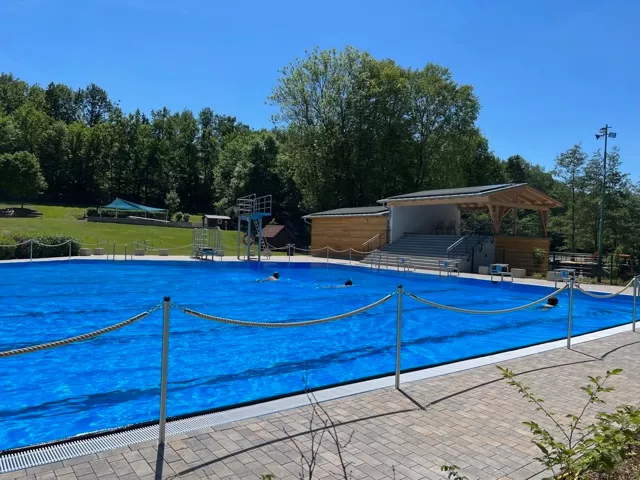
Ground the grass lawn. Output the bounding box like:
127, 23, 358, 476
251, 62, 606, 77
0, 203, 243, 256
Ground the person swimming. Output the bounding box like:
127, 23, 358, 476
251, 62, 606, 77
345, 279, 353, 286
257, 272, 280, 282
542, 296, 559, 308
317, 279, 353, 289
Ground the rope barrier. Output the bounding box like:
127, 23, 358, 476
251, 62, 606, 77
180, 293, 395, 328
0, 240, 32, 247
33, 239, 75, 247
575, 278, 635, 299
405, 284, 568, 315
0, 305, 160, 358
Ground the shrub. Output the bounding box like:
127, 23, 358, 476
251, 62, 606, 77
86, 208, 100, 217
532, 247, 546, 271
183, 213, 190, 222
2, 235, 81, 260
174, 212, 183, 222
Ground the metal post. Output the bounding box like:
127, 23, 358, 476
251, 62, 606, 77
159, 296, 170, 446
246, 218, 252, 260
395, 285, 403, 389
349, 248, 352, 265
597, 125, 610, 282
326, 247, 329, 264
68, 240, 71, 262
257, 219, 262, 263
567, 279, 574, 349
633, 276, 637, 333
124, 244, 127, 261
113, 241, 116, 261
237, 219, 241, 260
30, 239, 33, 261
288, 244, 291, 263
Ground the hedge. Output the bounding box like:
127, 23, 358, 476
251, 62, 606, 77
0, 235, 81, 260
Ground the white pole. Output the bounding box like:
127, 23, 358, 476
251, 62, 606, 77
159, 296, 170, 446
349, 248, 352, 265
326, 246, 329, 264
30, 239, 33, 262
633, 276, 637, 333
125, 244, 127, 261
288, 244, 291, 263
113, 241, 116, 261
395, 285, 403, 390
567, 279, 574, 349
68, 240, 71, 262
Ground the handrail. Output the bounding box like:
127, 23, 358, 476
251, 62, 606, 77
446, 235, 466, 253
362, 231, 384, 248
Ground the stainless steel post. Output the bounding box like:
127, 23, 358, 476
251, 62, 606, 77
30, 239, 33, 261
633, 276, 637, 333
124, 244, 127, 261
349, 248, 352, 265
113, 241, 116, 260
159, 296, 170, 445
288, 244, 291, 263
395, 285, 403, 389
68, 240, 71, 262
567, 279, 574, 349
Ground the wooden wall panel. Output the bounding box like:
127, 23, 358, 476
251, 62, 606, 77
494, 236, 550, 274
310, 216, 388, 255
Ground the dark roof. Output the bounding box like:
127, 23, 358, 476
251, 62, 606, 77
262, 224, 287, 238
303, 206, 389, 218
379, 184, 525, 202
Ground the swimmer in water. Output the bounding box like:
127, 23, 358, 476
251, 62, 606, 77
257, 272, 280, 282
542, 296, 559, 309
344, 279, 353, 286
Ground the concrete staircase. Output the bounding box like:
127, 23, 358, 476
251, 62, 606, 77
361, 233, 487, 271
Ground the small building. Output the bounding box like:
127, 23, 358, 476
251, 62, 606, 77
262, 224, 296, 249
303, 184, 561, 272
303, 206, 389, 254
204, 214, 231, 229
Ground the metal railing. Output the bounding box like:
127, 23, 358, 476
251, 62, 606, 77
447, 222, 494, 261
362, 229, 388, 253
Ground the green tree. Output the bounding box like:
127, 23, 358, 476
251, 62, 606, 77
552, 144, 587, 251
0, 151, 47, 206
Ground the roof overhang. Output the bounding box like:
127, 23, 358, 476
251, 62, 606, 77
380, 184, 561, 211
302, 211, 389, 219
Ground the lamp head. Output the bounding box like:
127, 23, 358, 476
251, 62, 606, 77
609, 132, 617, 138
595, 134, 602, 140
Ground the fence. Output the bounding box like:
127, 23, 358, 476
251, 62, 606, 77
0, 238, 80, 261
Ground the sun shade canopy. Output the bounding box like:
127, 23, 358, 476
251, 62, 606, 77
101, 198, 167, 213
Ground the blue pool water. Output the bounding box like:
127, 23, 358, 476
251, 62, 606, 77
0, 260, 633, 450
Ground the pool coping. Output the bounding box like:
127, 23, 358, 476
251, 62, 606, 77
0, 322, 634, 474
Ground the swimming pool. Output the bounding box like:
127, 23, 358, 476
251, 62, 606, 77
0, 260, 633, 451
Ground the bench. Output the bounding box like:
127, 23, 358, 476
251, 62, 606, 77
134, 249, 145, 256
93, 248, 105, 255
158, 248, 169, 256
78, 248, 91, 256
490, 263, 513, 282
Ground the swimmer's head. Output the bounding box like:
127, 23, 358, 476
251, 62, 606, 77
273, 272, 280, 279
345, 279, 353, 286
547, 297, 558, 306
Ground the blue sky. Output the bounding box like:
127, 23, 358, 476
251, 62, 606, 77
1, 0, 638, 179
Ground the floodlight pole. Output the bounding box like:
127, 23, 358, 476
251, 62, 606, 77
596, 125, 614, 283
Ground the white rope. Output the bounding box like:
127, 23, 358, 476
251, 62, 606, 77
328, 247, 351, 253
181, 293, 395, 328
0, 240, 31, 247
405, 285, 568, 315
33, 239, 74, 247
0, 305, 160, 358
576, 278, 635, 299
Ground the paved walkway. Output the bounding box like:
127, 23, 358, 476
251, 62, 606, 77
5, 332, 640, 480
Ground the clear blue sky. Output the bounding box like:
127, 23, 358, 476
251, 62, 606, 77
2, 0, 639, 179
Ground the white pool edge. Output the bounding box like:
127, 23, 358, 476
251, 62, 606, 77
0, 322, 634, 473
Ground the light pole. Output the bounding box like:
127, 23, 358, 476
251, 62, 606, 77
595, 125, 616, 282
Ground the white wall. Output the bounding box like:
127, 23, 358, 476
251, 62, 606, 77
389, 204, 460, 242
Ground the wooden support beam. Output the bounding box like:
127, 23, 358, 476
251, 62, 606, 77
540, 210, 549, 238
513, 207, 518, 236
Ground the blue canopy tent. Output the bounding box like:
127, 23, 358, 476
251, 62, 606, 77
100, 198, 168, 220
